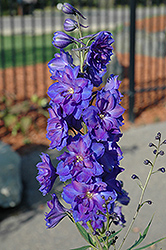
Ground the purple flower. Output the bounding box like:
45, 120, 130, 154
110, 203, 126, 226
52, 31, 75, 49
57, 134, 104, 183
82, 213, 106, 231
64, 18, 78, 32
46, 102, 68, 150
101, 166, 130, 206
36, 153, 58, 196
83, 90, 125, 141
104, 74, 123, 102
48, 50, 73, 76
45, 193, 68, 228
83, 64, 106, 87
98, 141, 123, 173
64, 18, 88, 32
47, 65, 93, 119
87, 31, 114, 72
62, 3, 86, 19
62, 179, 117, 224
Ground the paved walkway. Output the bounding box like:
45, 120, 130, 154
0, 121, 166, 250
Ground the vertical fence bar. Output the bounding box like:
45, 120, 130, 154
20, 1, 27, 100
0, 1, 6, 95
129, 0, 136, 122
41, 0, 47, 95
31, 3, 37, 95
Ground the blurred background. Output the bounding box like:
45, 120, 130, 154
0, 1, 166, 250
0, 0, 166, 149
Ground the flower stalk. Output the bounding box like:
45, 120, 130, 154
118, 138, 161, 250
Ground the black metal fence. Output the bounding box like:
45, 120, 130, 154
0, 0, 166, 121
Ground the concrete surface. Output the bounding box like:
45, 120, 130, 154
0, 121, 166, 250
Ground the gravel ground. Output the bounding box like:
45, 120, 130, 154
0, 121, 166, 250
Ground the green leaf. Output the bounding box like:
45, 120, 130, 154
70, 245, 91, 250
20, 116, 32, 134
127, 215, 154, 250
4, 114, 17, 128
108, 229, 123, 240
12, 122, 21, 136
75, 222, 95, 248
133, 237, 166, 249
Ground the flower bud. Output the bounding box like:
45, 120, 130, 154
64, 18, 78, 32
62, 3, 86, 19
155, 132, 161, 140
162, 139, 166, 144
105, 231, 111, 237
153, 149, 157, 155
144, 159, 150, 165
147, 200, 152, 205
159, 150, 164, 156
131, 174, 139, 180
149, 142, 155, 147
158, 167, 165, 173
52, 31, 74, 49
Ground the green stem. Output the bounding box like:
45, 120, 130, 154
106, 210, 110, 250
118, 141, 161, 250
76, 14, 84, 73
87, 221, 104, 250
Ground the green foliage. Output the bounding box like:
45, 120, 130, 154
0, 33, 57, 69
75, 222, 96, 248
0, 94, 48, 139
70, 246, 91, 250
127, 215, 166, 250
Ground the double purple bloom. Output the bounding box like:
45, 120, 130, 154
57, 134, 104, 183
83, 89, 125, 141
62, 179, 117, 223
36, 153, 58, 196
47, 65, 93, 119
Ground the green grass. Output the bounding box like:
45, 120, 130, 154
0, 33, 58, 68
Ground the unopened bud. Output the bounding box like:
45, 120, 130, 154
144, 159, 150, 165
147, 200, 152, 205
105, 231, 111, 237
155, 132, 161, 140
131, 174, 139, 180
158, 167, 165, 173
153, 149, 157, 155
159, 150, 164, 156
149, 142, 154, 147
162, 139, 166, 144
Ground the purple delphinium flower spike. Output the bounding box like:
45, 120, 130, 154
56, 134, 104, 183
45, 193, 69, 228
62, 179, 117, 225
36, 153, 58, 196
62, 3, 86, 19
46, 102, 68, 150
47, 65, 93, 119
48, 50, 74, 76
